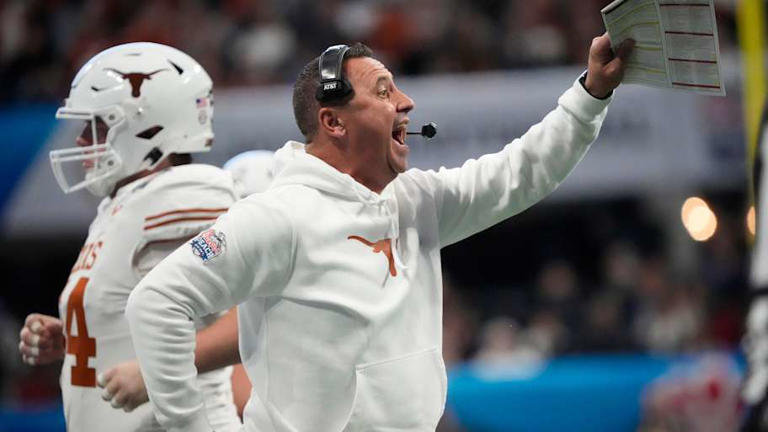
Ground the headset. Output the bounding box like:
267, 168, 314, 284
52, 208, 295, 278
313, 43, 438, 139
315, 44, 354, 104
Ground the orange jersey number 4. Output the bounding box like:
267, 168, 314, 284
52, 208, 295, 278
65, 277, 96, 387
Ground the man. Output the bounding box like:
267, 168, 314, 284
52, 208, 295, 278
126, 36, 634, 432
17, 42, 241, 431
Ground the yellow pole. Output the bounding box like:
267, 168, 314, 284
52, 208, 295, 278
737, 0, 766, 186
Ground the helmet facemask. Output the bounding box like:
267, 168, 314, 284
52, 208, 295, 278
50, 105, 127, 197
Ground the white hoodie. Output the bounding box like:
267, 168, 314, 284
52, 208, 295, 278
126, 77, 611, 432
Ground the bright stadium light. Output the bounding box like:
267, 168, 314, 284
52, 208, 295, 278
681, 197, 717, 242
748, 205, 756, 236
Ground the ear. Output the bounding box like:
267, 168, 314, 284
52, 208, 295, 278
318, 107, 346, 139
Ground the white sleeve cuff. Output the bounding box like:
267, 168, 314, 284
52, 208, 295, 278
558, 72, 613, 123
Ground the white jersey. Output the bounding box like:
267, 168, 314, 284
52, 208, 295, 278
58, 164, 240, 431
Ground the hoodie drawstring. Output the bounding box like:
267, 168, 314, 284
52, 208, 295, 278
379, 197, 407, 273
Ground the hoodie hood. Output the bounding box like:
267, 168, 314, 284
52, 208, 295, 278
271, 141, 406, 272
272, 141, 392, 205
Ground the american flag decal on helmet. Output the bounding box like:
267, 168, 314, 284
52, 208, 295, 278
190, 229, 226, 263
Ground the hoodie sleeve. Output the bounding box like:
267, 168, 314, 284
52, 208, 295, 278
419, 76, 611, 248
125, 198, 295, 432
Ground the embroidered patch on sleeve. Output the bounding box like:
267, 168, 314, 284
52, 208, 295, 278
190, 229, 226, 263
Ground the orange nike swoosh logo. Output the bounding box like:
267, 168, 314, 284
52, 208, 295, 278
347, 235, 397, 277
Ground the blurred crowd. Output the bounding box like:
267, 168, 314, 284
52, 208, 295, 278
0, 0, 740, 104
442, 210, 747, 370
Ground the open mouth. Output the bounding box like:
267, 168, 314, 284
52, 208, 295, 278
391, 124, 407, 147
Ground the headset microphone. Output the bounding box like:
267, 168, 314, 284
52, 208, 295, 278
406, 122, 437, 139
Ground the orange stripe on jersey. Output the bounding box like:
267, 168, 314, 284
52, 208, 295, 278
143, 236, 197, 246
144, 207, 228, 221
144, 216, 221, 230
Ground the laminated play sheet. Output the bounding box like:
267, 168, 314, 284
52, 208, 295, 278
602, 0, 725, 96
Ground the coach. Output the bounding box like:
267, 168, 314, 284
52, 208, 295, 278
126, 35, 633, 432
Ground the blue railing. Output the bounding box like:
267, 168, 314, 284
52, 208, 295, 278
0, 352, 744, 432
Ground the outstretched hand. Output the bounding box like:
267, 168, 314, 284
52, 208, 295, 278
98, 360, 149, 412
584, 33, 635, 99
19, 313, 65, 366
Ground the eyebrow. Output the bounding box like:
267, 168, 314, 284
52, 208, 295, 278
375, 75, 393, 88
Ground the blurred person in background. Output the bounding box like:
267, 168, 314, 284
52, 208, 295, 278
601, 241, 642, 303
124, 34, 634, 431
224, 149, 276, 199
474, 316, 545, 366
742, 102, 768, 431
632, 260, 704, 353
535, 259, 583, 334
16, 42, 243, 431
501, 0, 568, 67
575, 291, 634, 352
526, 308, 568, 357
642, 355, 742, 432
441, 277, 478, 368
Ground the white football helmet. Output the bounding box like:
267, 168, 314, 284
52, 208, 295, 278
223, 150, 275, 198
50, 42, 214, 196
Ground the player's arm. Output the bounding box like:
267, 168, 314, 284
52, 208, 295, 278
194, 307, 241, 372
126, 201, 294, 432
99, 307, 240, 413
18, 313, 65, 366
428, 34, 633, 248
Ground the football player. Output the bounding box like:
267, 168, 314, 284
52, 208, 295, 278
17, 42, 241, 431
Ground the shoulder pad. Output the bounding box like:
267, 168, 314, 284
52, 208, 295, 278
135, 164, 237, 243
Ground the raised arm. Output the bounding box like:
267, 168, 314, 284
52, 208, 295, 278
428, 35, 633, 247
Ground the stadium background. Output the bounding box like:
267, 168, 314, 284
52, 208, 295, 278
0, 0, 755, 430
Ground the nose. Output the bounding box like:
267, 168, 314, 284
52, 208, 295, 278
396, 90, 414, 114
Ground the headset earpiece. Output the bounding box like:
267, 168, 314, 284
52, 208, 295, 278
316, 44, 354, 104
